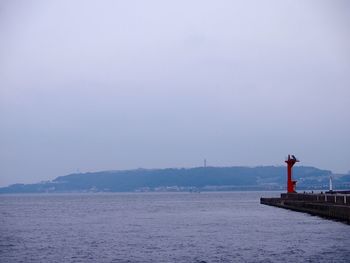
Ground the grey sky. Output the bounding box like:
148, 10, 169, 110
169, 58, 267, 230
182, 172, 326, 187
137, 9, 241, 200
0, 0, 349, 186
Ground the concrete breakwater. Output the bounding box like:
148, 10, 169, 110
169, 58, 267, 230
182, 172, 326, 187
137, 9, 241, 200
260, 192, 350, 224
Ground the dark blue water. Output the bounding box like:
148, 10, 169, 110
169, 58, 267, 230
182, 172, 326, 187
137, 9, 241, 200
1, 192, 349, 262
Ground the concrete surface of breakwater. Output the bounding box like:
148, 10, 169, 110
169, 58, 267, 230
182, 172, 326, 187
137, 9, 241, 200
261, 192, 350, 224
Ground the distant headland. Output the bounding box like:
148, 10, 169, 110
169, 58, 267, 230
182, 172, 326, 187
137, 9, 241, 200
1, 166, 349, 194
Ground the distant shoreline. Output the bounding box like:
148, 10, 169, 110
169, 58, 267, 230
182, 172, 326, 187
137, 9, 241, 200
1, 166, 349, 194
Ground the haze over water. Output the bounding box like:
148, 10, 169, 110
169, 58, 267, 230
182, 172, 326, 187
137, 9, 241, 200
1, 1, 349, 261
1, 192, 349, 262
1, 1, 350, 187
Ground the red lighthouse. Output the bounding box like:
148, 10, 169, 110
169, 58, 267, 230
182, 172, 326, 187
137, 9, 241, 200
285, 155, 299, 193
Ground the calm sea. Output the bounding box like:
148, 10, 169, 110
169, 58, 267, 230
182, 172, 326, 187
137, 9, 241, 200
0, 192, 349, 262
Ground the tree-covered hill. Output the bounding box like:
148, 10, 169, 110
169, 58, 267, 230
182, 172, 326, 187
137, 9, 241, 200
1, 166, 348, 193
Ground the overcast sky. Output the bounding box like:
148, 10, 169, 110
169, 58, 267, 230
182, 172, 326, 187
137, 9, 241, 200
0, 0, 349, 186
